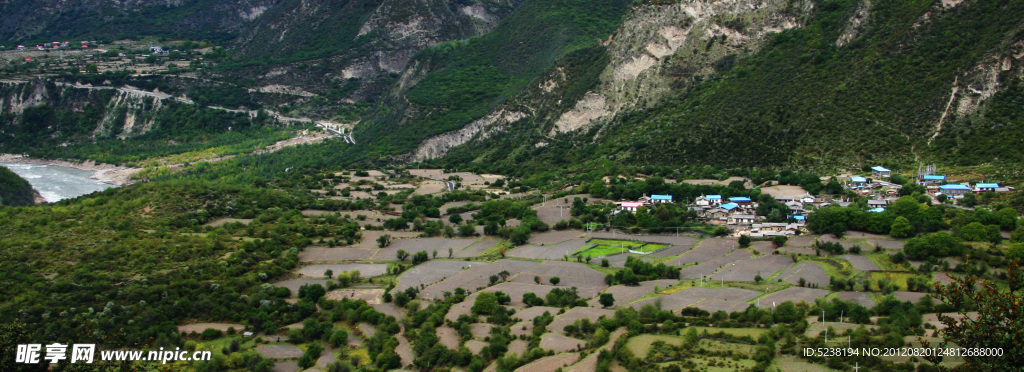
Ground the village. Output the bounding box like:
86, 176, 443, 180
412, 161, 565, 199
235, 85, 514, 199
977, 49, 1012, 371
606, 165, 1014, 240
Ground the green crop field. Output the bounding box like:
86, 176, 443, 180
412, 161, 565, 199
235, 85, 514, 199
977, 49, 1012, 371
575, 239, 669, 257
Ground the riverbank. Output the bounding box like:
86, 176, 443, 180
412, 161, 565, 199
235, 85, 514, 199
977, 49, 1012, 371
0, 154, 139, 186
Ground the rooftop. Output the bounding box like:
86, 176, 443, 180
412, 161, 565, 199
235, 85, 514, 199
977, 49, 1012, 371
867, 208, 886, 213
939, 184, 971, 190
651, 194, 672, 200
923, 175, 945, 180
706, 194, 722, 199
976, 183, 999, 188
871, 166, 891, 172
720, 203, 739, 210
851, 176, 867, 183
729, 197, 752, 202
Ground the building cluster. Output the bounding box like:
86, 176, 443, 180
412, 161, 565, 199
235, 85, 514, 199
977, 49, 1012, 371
849, 165, 1014, 208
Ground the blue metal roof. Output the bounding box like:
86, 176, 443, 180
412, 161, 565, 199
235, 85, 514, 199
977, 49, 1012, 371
871, 166, 891, 172
790, 215, 806, 221
851, 176, 867, 183
923, 175, 945, 180
707, 195, 722, 199
720, 203, 739, 210
939, 184, 971, 190
867, 208, 886, 213
651, 194, 673, 200
976, 183, 999, 188
729, 197, 752, 202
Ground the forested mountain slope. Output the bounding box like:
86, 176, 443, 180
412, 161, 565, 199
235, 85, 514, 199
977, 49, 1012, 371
406, 0, 1024, 174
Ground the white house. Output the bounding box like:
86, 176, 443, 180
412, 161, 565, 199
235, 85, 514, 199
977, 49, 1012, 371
730, 214, 756, 225
871, 166, 891, 178
616, 202, 645, 213
695, 194, 723, 207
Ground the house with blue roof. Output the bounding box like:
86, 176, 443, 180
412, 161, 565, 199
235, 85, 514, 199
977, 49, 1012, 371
867, 207, 886, 213
975, 183, 999, 192
939, 184, 972, 196
919, 174, 945, 186
728, 197, 752, 205
650, 194, 673, 204
720, 202, 739, 210
871, 166, 891, 178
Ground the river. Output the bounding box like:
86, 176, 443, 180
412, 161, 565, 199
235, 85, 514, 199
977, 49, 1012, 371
1, 163, 116, 202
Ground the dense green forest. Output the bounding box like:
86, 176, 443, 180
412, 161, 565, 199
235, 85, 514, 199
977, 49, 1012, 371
0, 166, 34, 207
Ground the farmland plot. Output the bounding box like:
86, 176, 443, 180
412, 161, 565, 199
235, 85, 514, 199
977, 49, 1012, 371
756, 287, 830, 308
776, 261, 830, 287
395, 260, 485, 293
668, 238, 736, 266
420, 259, 540, 300
679, 250, 752, 279
708, 255, 793, 282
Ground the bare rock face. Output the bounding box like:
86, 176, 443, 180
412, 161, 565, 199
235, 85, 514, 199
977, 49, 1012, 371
549, 0, 811, 135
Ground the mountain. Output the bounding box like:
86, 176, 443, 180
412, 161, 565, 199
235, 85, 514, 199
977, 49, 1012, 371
1, 0, 1023, 175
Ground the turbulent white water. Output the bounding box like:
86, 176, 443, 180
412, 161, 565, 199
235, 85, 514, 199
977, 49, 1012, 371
1, 163, 115, 202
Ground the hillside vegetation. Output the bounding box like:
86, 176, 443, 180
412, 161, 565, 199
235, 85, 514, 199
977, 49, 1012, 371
0, 166, 34, 206
433, 0, 1024, 174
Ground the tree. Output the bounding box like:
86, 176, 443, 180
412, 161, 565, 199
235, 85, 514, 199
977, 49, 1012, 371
449, 214, 463, 224
377, 234, 392, 248
448, 247, 454, 258
412, 251, 429, 264
324, 269, 333, 279
771, 235, 788, 247
712, 226, 730, 237
959, 222, 990, 242
890, 216, 913, 238
961, 192, 978, 207
458, 223, 476, 237
510, 227, 530, 245
471, 292, 499, 315
923, 259, 1023, 369
396, 249, 408, 262
550, 277, 561, 286
738, 235, 751, 248
1008, 244, 1024, 261
599, 293, 615, 308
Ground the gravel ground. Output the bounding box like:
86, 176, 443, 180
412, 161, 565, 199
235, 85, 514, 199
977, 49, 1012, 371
510, 261, 610, 289
708, 255, 794, 282
668, 238, 736, 266
755, 287, 830, 308
840, 255, 879, 271
586, 279, 678, 308
177, 323, 243, 334
257, 345, 303, 359
540, 333, 586, 353
299, 247, 376, 261
394, 260, 486, 293
548, 307, 615, 334
835, 291, 875, 308
295, 263, 388, 278
509, 238, 589, 260
420, 259, 540, 300
515, 353, 580, 372
373, 237, 477, 260
679, 250, 752, 279
629, 287, 759, 311
776, 261, 830, 287
455, 237, 503, 258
